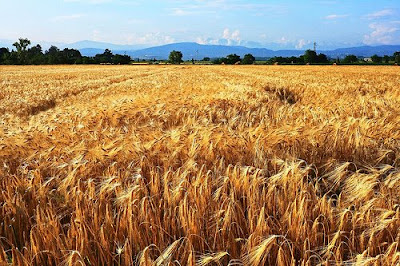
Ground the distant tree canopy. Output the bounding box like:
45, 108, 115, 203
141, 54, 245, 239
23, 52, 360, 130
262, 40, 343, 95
95, 49, 113, 63
112, 54, 131, 65
2, 37, 400, 66
303, 50, 317, 63
267, 50, 328, 65
268, 56, 303, 64
302, 50, 329, 64
169, 50, 183, 64
0, 38, 132, 65
242, 54, 255, 65
226, 54, 241, 64
13, 38, 31, 64
383, 55, 390, 64
62, 48, 83, 64
395, 52, 400, 64
0, 48, 10, 63
212, 54, 243, 65
343, 55, 358, 64
371, 54, 382, 63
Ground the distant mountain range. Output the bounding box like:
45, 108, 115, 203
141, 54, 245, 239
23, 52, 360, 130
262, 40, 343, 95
61, 40, 148, 54
119, 43, 305, 59
1, 39, 400, 59
82, 42, 400, 59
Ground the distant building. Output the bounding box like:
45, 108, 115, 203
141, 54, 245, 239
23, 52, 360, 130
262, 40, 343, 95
364, 57, 373, 62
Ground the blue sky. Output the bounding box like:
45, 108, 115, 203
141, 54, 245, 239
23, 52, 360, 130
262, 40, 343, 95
1, 0, 399, 49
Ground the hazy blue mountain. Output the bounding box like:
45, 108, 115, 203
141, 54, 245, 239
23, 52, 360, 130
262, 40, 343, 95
113, 42, 400, 60
322, 45, 400, 58
124, 42, 304, 60
1, 39, 399, 59
64, 40, 148, 52
79, 48, 108, 57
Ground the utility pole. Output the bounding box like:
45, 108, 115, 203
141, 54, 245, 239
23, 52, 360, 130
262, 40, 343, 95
314, 42, 317, 52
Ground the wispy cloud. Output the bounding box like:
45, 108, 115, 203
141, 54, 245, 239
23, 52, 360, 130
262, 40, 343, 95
170, 8, 191, 16
295, 39, 311, 49
195, 28, 242, 46
167, 1, 287, 16
133, 32, 175, 46
325, 14, 349, 20
366, 9, 395, 19
364, 22, 399, 45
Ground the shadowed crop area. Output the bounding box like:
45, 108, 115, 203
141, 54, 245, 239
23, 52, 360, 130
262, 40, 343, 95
0, 65, 400, 265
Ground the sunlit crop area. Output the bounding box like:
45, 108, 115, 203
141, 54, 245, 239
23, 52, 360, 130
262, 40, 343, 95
1, 65, 400, 265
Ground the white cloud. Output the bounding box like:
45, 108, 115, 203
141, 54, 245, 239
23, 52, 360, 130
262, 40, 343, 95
223, 28, 240, 42
194, 29, 241, 46
325, 14, 349, 20
366, 9, 395, 20
363, 22, 399, 45
196, 37, 208, 45
295, 39, 310, 49
167, 1, 286, 17
277, 37, 289, 44
170, 8, 191, 16
134, 32, 175, 45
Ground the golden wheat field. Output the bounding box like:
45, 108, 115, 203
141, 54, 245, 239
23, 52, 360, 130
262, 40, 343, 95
0, 65, 400, 265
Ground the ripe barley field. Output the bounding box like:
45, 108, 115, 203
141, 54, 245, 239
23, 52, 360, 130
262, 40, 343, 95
0, 65, 400, 265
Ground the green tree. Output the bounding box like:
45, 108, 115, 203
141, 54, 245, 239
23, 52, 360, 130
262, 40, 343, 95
343, 55, 358, 64
371, 54, 382, 63
46, 46, 61, 64
82, 56, 95, 64
226, 54, 241, 64
242, 54, 255, 65
289, 56, 301, 64
169, 50, 183, 64
13, 38, 31, 64
112, 54, 131, 65
61, 48, 82, 64
28, 44, 45, 65
212, 57, 226, 64
303, 50, 317, 64
317, 53, 329, 63
95, 49, 114, 64
103, 49, 113, 62
0, 48, 10, 64
394, 52, 400, 64
202, 57, 210, 62
383, 55, 390, 64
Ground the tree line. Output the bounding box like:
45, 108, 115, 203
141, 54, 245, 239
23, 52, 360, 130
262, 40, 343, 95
169, 50, 331, 65
265, 51, 400, 65
2, 38, 399, 65
168, 51, 256, 65
170, 49, 400, 65
0, 38, 131, 65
